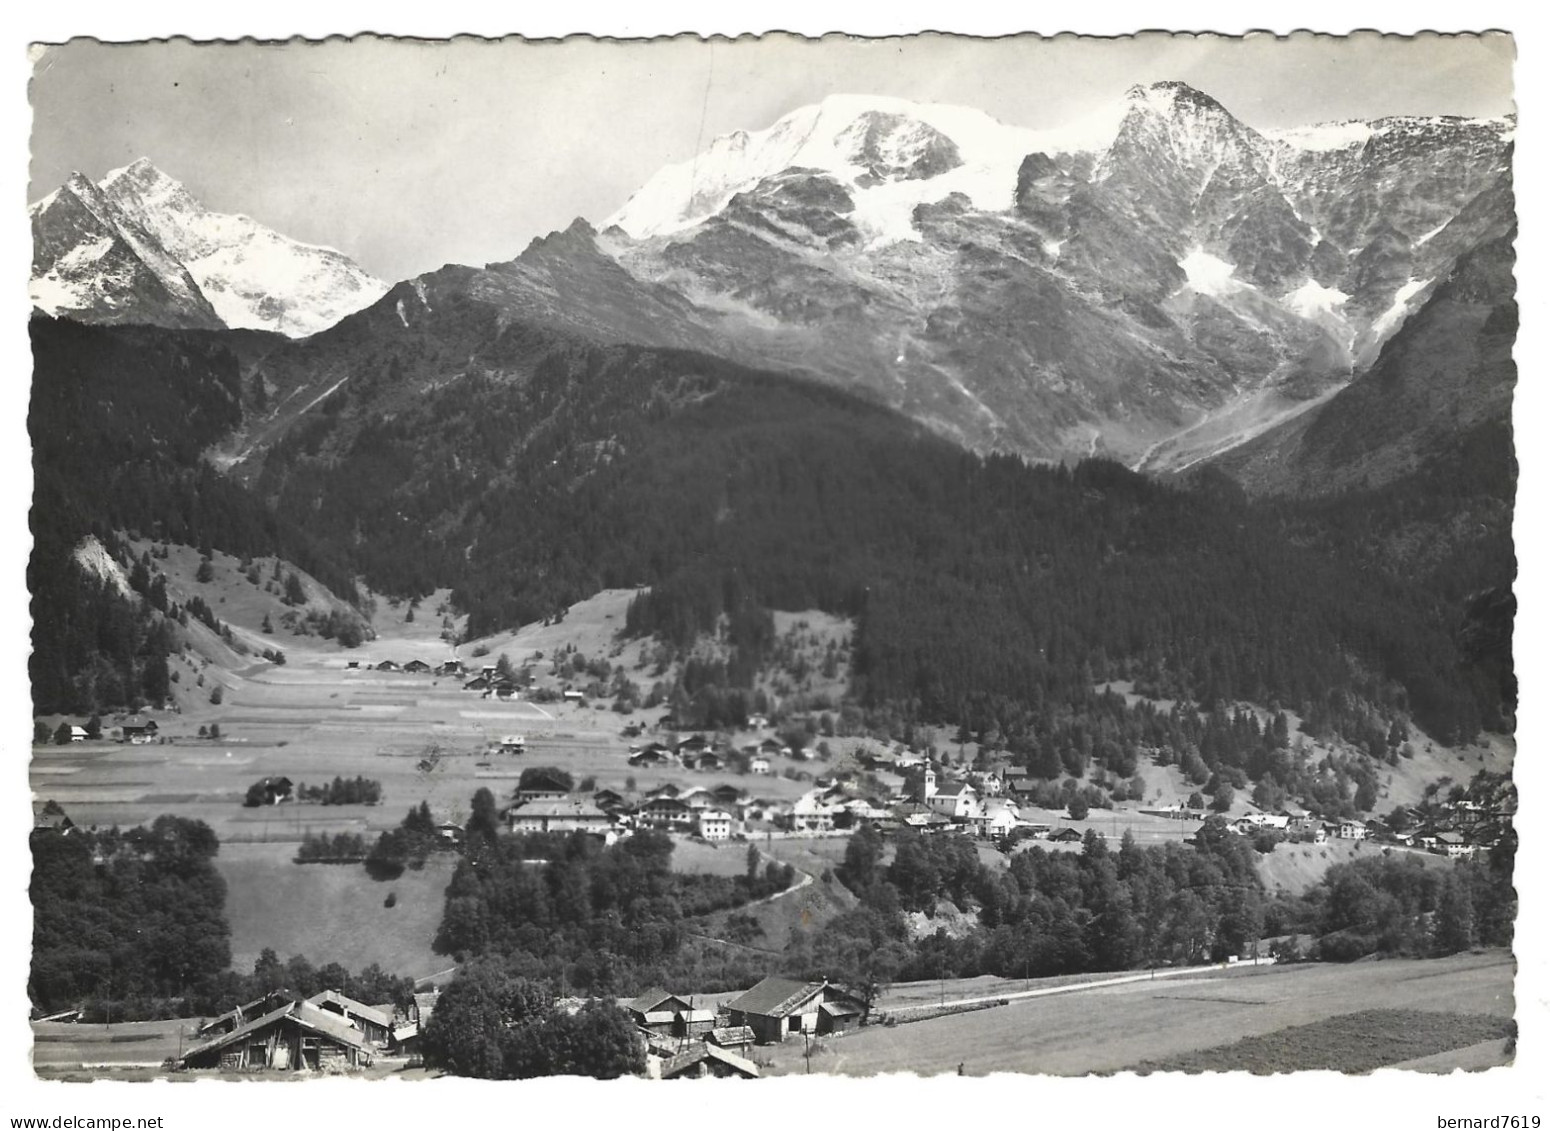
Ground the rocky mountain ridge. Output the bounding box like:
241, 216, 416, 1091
30, 159, 388, 338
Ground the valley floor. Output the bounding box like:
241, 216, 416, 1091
752, 950, 1514, 1077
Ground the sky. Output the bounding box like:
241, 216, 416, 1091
28, 31, 1516, 283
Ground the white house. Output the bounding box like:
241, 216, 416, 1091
790, 791, 838, 833
979, 799, 1021, 838
749, 756, 772, 775
926, 781, 979, 820
697, 809, 733, 841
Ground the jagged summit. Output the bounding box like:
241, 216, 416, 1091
31, 159, 388, 337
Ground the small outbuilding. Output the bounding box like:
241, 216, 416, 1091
661, 1042, 761, 1079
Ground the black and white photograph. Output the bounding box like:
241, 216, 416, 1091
8, 6, 1544, 1124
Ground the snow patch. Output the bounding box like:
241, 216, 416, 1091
1415, 219, 1450, 246
1369, 277, 1431, 342
1267, 121, 1374, 151
1283, 278, 1349, 319
1179, 247, 1246, 297
396, 297, 409, 328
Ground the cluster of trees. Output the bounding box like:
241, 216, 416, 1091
193, 949, 418, 1021
365, 801, 451, 880
29, 815, 230, 1018
296, 776, 383, 806
294, 831, 370, 864
29, 806, 420, 1021
1264, 835, 1516, 962
433, 829, 792, 995
811, 821, 1270, 991
421, 959, 643, 1079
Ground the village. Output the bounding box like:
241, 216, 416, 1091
28, 582, 1517, 1081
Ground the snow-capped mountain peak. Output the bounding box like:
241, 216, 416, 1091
604, 93, 1121, 245
31, 159, 389, 337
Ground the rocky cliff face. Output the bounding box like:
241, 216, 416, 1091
586, 85, 1513, 465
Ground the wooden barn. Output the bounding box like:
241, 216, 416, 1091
179, 999, 373, 1072
625, 988, 716, 1039
725, 977, 868, 1045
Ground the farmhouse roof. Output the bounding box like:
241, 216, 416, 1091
626, 987, 690, 1015
662, 1042, 761, 1079
198, 988, 303, 1035
308, 989, 395, 1030
513, 799, 611, 820
727, 977, 822, 1019
709, 1025, 756, 1047
183, 1000, 370, 1064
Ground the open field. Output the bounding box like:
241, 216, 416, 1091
218, 843, 455, 979
31, 1017, 195, 1074
753, 949, 1514, 1076
1135, 1007, 1513, 1073
1255, 838, 1454, 896
30, 599, 834, 981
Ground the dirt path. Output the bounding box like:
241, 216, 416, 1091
884, 961, 1235, 1016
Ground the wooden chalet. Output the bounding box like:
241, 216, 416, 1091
308, 989, 394, 1046
120, 716, 159, 744
661, 1042, 760, 1079
629, 744, 675, 767
725, 977, 868, 1045
375, 660, 400, 672
252, 776, 294, 805
592, 788, 628, 813
180, 998, 373, 1072
1049, 827, 1084, 843
436, 659, 465, 677
499, 734, 527, 754
638, 795, 694, 831
402, 659, 431, 674
462, 675, 492, 692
